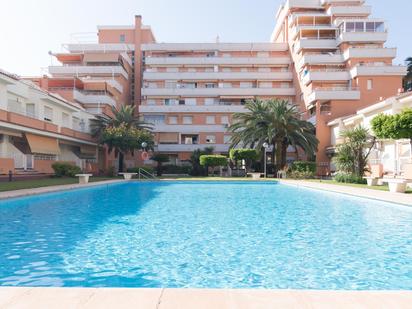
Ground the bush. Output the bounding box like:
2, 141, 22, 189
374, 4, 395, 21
52, 162, 82, 177
162, 165, 191, 174
199, 155, 227, 176
334, 172, 366, 184
290, 161, 316, 173
287, 169, 315, 179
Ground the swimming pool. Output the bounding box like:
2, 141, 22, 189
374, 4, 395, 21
0, 181, 411, 289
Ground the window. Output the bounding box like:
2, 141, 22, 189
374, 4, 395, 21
240, 82, 253, 88
164, 98, 177, 105
205, 83, 217, 88
119, 34, 126, 43
220, 82, 232, 88
355, 22, 364, 32
144, 115, 165, 125
165, 81, 177, 88
43, 106, 53, 122
258, 67, 270, 73
206, 135, 216, 144
205, 98, 217, 105
72, 116, 80, 130
178, 99, 185, 105
346, 22, 355, 32
221, 116, 229, 125
62, 112, 70, 127
185, 98, 196, 106
206, 116, 215, 124
224, 135, 231, 144
367, 79, 373, 90
183, 116, 193, 124
25, 103, 35, 118
147, 99, 156, 106
260, 82, 272, 88
169, 116, 178, 124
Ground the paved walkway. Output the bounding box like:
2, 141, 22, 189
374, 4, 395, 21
279, 179, 412, 206
1, 288, 412, 308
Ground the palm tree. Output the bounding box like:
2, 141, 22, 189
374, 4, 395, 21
229, 99, 318, 172
404, 57, 412, 91
89, 105, 152, 172
89, 105, 151, 139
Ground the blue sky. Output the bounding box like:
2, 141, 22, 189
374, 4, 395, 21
0, 0, 410, 76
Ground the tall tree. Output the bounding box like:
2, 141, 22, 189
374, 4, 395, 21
404, 57, 412, 92
229, 99, 318, 172
90, 105, 153, 172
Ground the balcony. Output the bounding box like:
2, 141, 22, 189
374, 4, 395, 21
142, 42, 289, 52
63, 43, 134, 53
145, 57, 291, 66
106, 79, 124, 93
322, 0, 365, 4
294, 38, 337, 52
302, 70, 351, 85
73, 89, 116, 106
350, 64, 407, 78
286, 0, 323, 9
139, 105, 247, 113
143, 71, 293, 81
49, 65, 128, 79
327, 5, 372, 16
343, 47, 397, 60
338, 32, 388, 44
307, 87, 360, 103
152, 124, 228, 133
298, 53, 343, 67
156, 144, 230, 152
142, 87, 296, 97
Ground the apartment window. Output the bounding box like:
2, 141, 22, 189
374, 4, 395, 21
221, 116, 229, 125
206, 116, 215, 124
144, 115, 165, 125
169, 116, 178, 124
25, 103, 35, 118
183, 116, 193, 124
367, 79, 373, 90
166, 67, 179, 73
205, 98, 217, 105
185, 98, 197, 106
205, 135, 216, 144
355, 22, 364, 32
72, 116, 80, 130
220, 82, 232, 88
164, 98, 177, 106
178, 99, 185, 105
205, 83, 217, 88
258, 67, 270, 73
165, 81, 177, 88
260, 82, 272, 88
119, 34, 126, 43
240, 82, 253, 88
43, 106, 53, 122
62, 112, 70, 127
224, 135, 231, 144
147, 99, 156, 106
206, 52, 215, 57
148, 82, 157, 88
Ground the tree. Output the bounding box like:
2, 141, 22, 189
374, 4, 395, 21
333, 127, 375, 178
229, 149, 258, 172
199, 155, 228, 176
189, 147, 214, 176
150, 153, 169, 176
229, 99, 318, 173
403, 57, 412, 91
89, 105, 153, 172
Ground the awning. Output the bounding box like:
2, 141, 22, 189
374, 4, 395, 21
25, 134, 60, 155
83, 53, 120, 63
80, 145, 97, 156
0, 129, 22, 137
158, 133, 179, 143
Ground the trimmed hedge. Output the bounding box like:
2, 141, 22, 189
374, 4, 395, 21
334, 172, 366, 184
290, 161, 316, 173
229, 149, 258, 161
52, 162, 82, 177
199, 155, 228, 167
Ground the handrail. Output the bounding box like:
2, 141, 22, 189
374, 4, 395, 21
138, 168, 156, 180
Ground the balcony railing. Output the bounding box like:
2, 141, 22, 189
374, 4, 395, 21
73, 89, 116, 107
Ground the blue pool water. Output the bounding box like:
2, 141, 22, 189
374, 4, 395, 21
0, 181, 412, 289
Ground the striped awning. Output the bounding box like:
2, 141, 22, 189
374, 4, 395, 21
25, 134, 60, 155
158, 133, 179, 143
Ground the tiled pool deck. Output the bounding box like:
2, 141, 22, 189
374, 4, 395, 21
0, 178, 411, 308
1, 288, 412, 308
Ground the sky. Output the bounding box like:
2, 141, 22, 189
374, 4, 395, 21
0, 0, 410, 76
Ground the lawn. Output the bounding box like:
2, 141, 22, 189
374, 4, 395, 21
305, 179, 412, 194
0, 177, 119, 192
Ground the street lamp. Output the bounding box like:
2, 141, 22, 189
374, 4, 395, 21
141, 142, 148, 150
263, 142, 269, 178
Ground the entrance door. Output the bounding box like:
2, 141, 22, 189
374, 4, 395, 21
26, 155, 34, 169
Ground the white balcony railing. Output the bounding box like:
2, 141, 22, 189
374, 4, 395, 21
139, 105, 247, 113
343, 47, 397, 60
338, 32, 388, 44
142, 42, 289, 52
145, 56, 291, 66
299, 53, 343, 67
106, 79, 124, 93
73, 89, 116, 107
49, 65, 128, 79
142, 87, 296, 97
143, 72, 293, 81
294, 38, 337, 52
327, 5, 372, 16
350, 64, 407, 78
63, 43, 134, 53
156, 144, 230, 153
308, 87, 360, 103
302, 70, 350, 85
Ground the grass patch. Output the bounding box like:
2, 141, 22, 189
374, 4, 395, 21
305, 179, 412, 194
0, 177, 119, 192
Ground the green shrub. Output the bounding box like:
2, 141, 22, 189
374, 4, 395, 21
162, 165, 191, 174
52, 162, 82, 178
290, 161, 316, 173
334, 172, 366, 184
287, 169, 315, 179
199, 155, 227, 176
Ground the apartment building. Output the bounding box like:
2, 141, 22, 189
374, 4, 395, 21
271, 0, 406, 171
140, 43, 295, 164
0, 69, 98, 175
